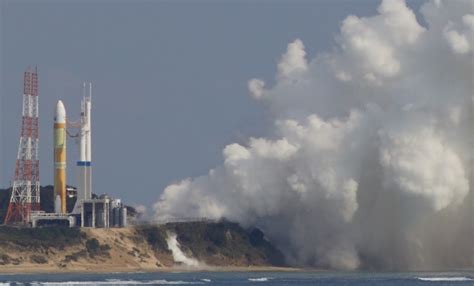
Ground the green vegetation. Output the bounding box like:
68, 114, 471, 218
136, 225, 170, 254
136, 220, 286, 266
85, 238, 100, 255
0, 253, 11, 265
30, 254, 48, 264
64, 250, 87, 263
0, 226, 84, 249
0, 252, 20, 265
85, 238, 111, 258
0, 188, 10, 224
171, 220, 285, 266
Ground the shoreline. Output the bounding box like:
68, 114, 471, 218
1, 264, 472, 275
0, 265, 306, 275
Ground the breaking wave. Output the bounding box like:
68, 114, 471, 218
248, 277, 270, 282
28, 280, 204, 285
417, 277, 473, 282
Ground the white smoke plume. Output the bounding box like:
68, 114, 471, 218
133, 204, 148, 220
166, 232, 201, 267
154, 0, 474, 270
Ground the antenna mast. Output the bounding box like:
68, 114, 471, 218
4, 67, 40, 224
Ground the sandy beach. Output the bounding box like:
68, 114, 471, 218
0, 265, 304, 274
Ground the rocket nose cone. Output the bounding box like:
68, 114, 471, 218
55, 100, 66, 123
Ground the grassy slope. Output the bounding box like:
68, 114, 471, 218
137, 221, 286, 266
0, 221, 286, 269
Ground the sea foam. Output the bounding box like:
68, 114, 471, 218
417, 277, 473, 282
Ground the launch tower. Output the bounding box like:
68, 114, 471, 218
4, 67, 40, 224
73, 83, 92, 213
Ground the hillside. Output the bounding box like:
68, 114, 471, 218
139, 221, 285, 267
0, 221, 286, 273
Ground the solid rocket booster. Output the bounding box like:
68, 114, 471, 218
54, 100, 67, 214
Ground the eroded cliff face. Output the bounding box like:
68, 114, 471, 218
137, 221, 286, 267
0, 221, 285, 273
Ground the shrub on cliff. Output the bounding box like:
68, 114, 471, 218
0, 226, 83, 249
30, 254, 48, 264
86, 238, 111, 258
85, 238, 100, 257
136, 226, 170, 253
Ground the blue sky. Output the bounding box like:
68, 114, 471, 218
0, 0, 423, 209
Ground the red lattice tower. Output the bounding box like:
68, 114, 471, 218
4, 67, 40, 225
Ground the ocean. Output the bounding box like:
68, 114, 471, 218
0, 271, 473, 285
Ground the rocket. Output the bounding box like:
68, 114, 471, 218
73, 83, 92, 213
54, 100, 67, 214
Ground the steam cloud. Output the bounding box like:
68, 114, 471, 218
154, 0, 474, 270
166, 233, 201, 267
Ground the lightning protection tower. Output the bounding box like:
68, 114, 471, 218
4, 67, 40, 224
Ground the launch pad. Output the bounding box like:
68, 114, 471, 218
4, 68, 130, 228
30, 211, 76, 228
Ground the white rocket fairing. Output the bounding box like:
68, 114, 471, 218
74, 83, 92, 213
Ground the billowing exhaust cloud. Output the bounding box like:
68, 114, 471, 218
154, 0, 474, 270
